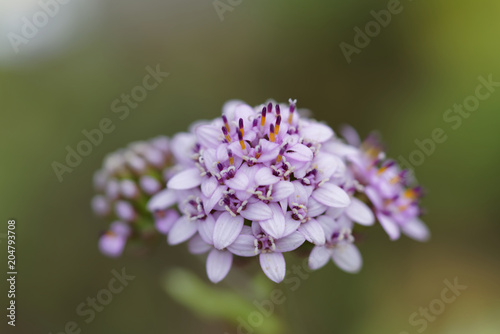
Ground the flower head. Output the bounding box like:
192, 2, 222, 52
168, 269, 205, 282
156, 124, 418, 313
158, 100, 360, 282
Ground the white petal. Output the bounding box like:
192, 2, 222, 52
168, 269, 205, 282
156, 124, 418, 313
167, 216, 198, 245
346, 198, 375, 226
283, 212, 301, 237
312, 183, 351, 208
275, 232, 305, 252
225, 172, 249, 191
195, 124, 223, 148
167, 168, 202, 190
197, 215, 216, 245
206, 249, 233, 283
377, 213, 401, 240
147, 189, 177, 212
259, 204, 286, 238
204, 186, 224, 213
298, 219, 326, 245
401, 218, 430, 242
288, 181, 309, 206
301, 123, 334, 142
284, 144, 313, 162
332, 243, 363, 273
307, 198, 328, 217
201, 177, 218, 197
213, 212, 244, 250
315, 153, 339, 179
188, 235, 211, 254
255, 167, 280, 186
259, 252, 286, 283
272, 181, 295, 202
227, 235, 258, 257
308, 246, 332, 270
241, 202, 273, 221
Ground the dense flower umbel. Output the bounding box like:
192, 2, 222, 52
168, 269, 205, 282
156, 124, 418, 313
92, 136, 179, 257
152, 99, 394, 283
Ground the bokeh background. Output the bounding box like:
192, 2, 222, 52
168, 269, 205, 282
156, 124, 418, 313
1, 0, 499, 333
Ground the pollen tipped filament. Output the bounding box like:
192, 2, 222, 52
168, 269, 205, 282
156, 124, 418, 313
261, 107, 267, 127
222, 115, 230, 132
227, 149, 234, 165
221, 126, 231, 142
237, 129, 246, 150
270, 124, 275, 142
275, 115, 281, 135
239, 118, 244, 137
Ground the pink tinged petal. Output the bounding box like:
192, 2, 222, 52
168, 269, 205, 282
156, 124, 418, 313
259, 252, 286, 283
251, 221, 263, 236
331, 244, 363, 273
401, 218, 430, 242
206, 249, 233, 283
326, 206, 345, 219
289, 181, 309, 206
255, 167, 280, 186
147, 189, 177, 212
225, 171, 249, 191
259, 203, 286, 239
155, 209, 179, 234
227, 235, 258, 257
272, 181, 295, 202
377, 213, 401, 240
279, 199, 288, 214
298, 219, 326, 245
167, 168, 202, 190
197, 215, 216, 245
204, 186, 224, 213
240, 202, 273, 221
188, 235, 211, 254
275, 231, 305, 252
307, 198, 328, 217
99, 234, 127, 258
213, 212, 244, 250
301, 123, 334, 142
284, 144, 313, 162
315, 154, 339, 179
171, 132, 197, 165
258, 140, 280, 162
283, 213, 301, 237
201, 177, 218, 197
195, 124, 223, 148
167, 216, 198, 245
312, 183, 351, 208
308, 246, 332, 270
346, 198, 375, 226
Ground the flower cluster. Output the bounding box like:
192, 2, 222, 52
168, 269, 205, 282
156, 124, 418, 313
91, 136, 180, 257
91, 99, 429, 283
144, 99, 429, 283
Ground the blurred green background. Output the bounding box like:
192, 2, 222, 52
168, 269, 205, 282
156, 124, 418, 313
1, 0, 499, 333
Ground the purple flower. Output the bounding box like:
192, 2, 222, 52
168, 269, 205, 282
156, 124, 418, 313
162, 99, 354, 282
